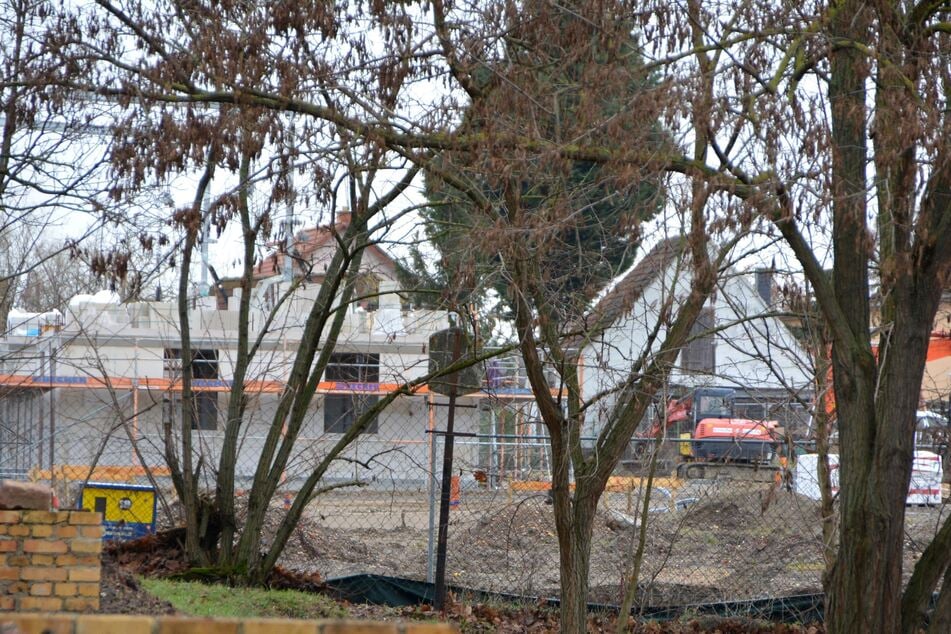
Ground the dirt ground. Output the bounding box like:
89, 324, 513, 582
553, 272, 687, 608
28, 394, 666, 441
99, 550, 177, 615
104, 478, 947, 624
96, 534, 825, 632
89, 481, 851, 632
295, 480, 949, 607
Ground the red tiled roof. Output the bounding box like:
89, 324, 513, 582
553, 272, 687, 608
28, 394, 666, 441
254, 225, 334, 278
254, 213, 396, 279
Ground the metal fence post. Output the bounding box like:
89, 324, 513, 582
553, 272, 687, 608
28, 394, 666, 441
49, 344, 56, 479
426, 405, 437, 583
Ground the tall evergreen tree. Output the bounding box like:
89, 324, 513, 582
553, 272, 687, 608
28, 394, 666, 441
400, 8, 667, 316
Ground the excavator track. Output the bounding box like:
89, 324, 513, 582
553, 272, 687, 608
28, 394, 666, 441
676, 461, 780, 482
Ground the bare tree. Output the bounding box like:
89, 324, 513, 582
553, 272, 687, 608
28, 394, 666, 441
2, 237, 101, 313
44, 0, 951, 630
414, 4, 736, 629
0, 0, 139, 333
42, 0, 514, 582
632, 1, 951, 631
42, 0, 735, 624
419, 2, 951, 629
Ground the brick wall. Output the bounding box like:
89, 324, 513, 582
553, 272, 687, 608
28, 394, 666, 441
0, 615, 457, 633
0, 509, 103, 612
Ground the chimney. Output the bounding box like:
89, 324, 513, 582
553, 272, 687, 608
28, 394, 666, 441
755, 261, 774, 305
335, 209, 352, 227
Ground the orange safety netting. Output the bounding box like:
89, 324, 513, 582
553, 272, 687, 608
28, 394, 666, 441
926, 335, 951, 362
820, 335, 951, 417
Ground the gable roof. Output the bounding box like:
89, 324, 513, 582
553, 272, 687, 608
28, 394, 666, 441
254, 225, 332, 278
582, 237, 685, 336
254, 212, 397, 280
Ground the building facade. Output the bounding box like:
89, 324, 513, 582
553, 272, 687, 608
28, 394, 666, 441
578, 239, 815, 442
0, 223, 542, 495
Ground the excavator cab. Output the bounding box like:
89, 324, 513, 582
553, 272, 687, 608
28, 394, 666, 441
677, 388, 736, 457
692, 388, 736, 424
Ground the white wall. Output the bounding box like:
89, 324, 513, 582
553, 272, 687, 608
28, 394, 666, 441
579, 259, 689, 437
38, 387, 474, 488
669, 273, 812, 391
580, 262, 812, 438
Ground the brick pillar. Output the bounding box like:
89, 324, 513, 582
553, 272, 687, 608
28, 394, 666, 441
0, 509, 103, 611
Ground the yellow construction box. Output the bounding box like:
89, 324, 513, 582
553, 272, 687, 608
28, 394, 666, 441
80, 482, 156, 541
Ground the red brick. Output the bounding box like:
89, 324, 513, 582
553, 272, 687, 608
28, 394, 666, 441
0, 566, 18, 580
0, 615, 75, 633
320, 623, 400, 634
241, 621, 319, 634
5, 554, 29, 566
74, 615, 153, 633
0, 595, 13, 609
21, 566, 68, 581
29, 582, 53, 596
70, 539, 102, 554
18, 595, 63, 611
56, 554, 99, 566
23, 539, 67, 554
68, 567, 100, 582
68, 512, 102, 525
7, 580, 28, 593
30, 525, 53, 538
157, 618, 241, 634
0, 539, 16, 552
63, 596, 98, 612
30, 554, 55, 566
6, 525, 29, 537
55, 582, 78, 596
0, 510, 21, 524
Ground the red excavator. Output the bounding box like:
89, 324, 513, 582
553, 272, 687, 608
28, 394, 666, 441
628, 387, 783, 480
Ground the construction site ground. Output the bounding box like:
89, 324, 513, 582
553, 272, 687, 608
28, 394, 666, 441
288, 479, 949, 607
104, 483, 843, 631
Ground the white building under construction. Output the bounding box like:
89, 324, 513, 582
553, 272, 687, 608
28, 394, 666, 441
0, 217, 545, 495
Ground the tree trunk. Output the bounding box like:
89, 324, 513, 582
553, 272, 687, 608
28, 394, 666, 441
928, 566, 951, 634
824, 305, 920, 634
904, 516, 951, 632
823, 0, 884, 630
618, 439, 661, 624
807, 1, 951, 631
232, 229, 357, 566
826, 421, 908, 632
827, 319, 933, 633
216, 149, 255, 568
556, 495, 596, 634
177, 218, 203, 565
173, 154, 221, 566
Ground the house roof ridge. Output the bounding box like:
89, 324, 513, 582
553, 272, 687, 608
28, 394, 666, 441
582, 236, 686, 335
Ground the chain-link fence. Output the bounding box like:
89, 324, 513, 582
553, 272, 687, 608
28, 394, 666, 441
417, 433, 828, 607
1, 377, 949, 615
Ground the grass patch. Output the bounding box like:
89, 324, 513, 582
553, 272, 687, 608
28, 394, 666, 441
141, 578, 348, 619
